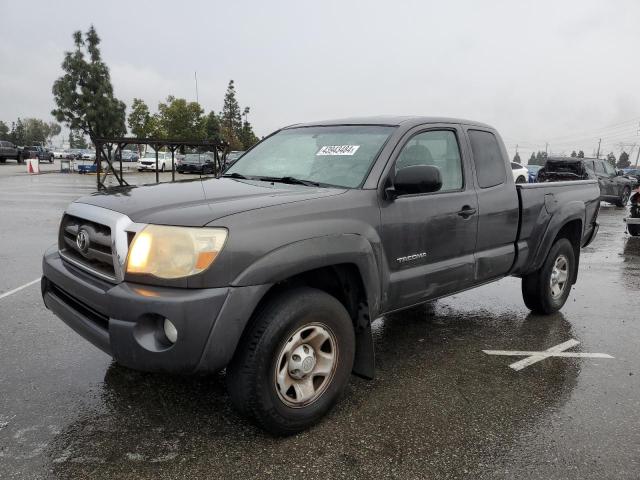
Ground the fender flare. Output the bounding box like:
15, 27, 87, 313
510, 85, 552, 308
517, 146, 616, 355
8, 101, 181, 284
232, 234, 382, 314
528, 201, 585, 274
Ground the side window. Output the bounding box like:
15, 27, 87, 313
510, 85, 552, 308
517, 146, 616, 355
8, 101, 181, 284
511, 162, 520, 170
468, 130, 506, 188
603, 161, 616, 176
395, 130, 463, 192
595, 161, 606, 174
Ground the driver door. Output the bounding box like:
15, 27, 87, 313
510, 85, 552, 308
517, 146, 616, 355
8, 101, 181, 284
380, 126, 478, 311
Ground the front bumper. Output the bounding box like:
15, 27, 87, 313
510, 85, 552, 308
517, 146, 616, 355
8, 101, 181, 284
42, 246, 270, 374
624, 217, 640, 225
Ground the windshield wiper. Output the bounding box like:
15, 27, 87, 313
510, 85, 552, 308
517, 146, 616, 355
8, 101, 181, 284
222, 172, 248, 179
255, 176, 322, 187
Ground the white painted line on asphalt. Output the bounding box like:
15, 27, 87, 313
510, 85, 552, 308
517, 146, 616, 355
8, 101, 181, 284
0, 278, 40, 301
483, 339, 614, 371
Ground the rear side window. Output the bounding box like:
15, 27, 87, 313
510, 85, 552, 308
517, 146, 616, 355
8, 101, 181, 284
468, 130, 506, 188
595, 161, 606, 174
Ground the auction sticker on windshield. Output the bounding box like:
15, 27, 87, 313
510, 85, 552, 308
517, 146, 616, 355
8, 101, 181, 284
316, 145, 360, 156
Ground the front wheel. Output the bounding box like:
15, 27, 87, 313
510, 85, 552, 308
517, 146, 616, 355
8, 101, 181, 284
616, 187, 631, 207
522, 238, 575, 314
516, 175, 527, 184
227, 287, 355, 435
628, 223, 640, 236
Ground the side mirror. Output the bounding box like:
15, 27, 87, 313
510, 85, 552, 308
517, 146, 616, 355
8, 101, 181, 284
391, 165, 442, 197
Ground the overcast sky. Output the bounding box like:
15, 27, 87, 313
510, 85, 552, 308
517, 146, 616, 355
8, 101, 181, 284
2, 0, 640, 161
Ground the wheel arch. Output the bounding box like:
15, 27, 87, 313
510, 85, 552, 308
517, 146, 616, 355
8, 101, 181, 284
229, 235, 382, 378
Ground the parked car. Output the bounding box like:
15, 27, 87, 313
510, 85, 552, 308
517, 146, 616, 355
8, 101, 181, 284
42, 116, 600, 435
65, 149, 83, 160
224, 150, 245, 169
511, 162, 529, 183
137, 150, 172, 171
0, 140, 24, 163
23, 145, 54, 163
176, 153, 216, 174
81, 149, 96, 161
527, 164, 542, 183
52, 149, 67, 159
116, 150, 139, 162
538, 156, 635, 206
624, 187, 640, 236
622, 167, 640, 183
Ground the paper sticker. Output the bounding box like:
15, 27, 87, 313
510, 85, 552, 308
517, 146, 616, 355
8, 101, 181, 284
316, 145, 360, 156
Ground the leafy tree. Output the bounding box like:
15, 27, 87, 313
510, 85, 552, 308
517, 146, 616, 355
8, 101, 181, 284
9, 119, 26, 146
512, 152, 521, 164
577, 150, 584, 158
69, 130, 88, 149
570, 150, 577, 157
617, 151, 631, 169
239, 107, 259, 149
127, 98, 154, 138
155, 96, 205, 140
221, 80, 243, 136
0, 121, 9, 138
48, 122, 61, 141
606, 152, 616, 166
52, 26, 126, 145
204, 111, 222, 142
23, 118, 51, 145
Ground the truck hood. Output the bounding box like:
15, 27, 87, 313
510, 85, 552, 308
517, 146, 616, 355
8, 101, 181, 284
74, 177, 347, 226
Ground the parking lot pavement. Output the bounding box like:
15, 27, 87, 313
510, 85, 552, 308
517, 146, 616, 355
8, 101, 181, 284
0, 170, 639, 479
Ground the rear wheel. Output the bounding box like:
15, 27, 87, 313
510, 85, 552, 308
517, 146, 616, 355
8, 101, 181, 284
522, 238, 575, 314
628, 223, 640, 236
616, 187, 631, 207
227, 287, 355, 435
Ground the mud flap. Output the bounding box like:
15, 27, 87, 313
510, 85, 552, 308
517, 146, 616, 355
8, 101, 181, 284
352, 303, 375, 379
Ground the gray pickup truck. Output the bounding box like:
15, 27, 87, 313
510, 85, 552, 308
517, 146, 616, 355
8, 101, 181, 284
0, 140, 24, 163
42, 116, 600, 434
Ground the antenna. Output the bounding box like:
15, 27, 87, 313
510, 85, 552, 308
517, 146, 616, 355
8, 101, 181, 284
194, 71, 199, 104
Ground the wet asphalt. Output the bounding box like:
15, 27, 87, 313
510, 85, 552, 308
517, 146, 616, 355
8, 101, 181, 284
0, 163, 639, 479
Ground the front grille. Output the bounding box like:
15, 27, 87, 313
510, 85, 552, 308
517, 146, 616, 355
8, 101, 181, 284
59, 214, 116, 281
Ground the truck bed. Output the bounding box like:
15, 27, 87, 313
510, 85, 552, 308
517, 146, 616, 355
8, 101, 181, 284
511, 180, 600, 275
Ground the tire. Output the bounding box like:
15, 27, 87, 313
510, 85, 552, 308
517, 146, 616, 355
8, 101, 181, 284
227, 287, 355, 436
160, 163, 165, 172
0, 158, 5, 164
516, 175, 527, 184
616, 187, 631, 207
522, 238, 575, 314
628, 223, 640, 236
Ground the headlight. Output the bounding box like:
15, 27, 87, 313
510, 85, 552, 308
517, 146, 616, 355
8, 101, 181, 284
126, 225, 228, 279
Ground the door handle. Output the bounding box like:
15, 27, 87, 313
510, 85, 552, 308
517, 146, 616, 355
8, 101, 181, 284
457, 206, 477, 218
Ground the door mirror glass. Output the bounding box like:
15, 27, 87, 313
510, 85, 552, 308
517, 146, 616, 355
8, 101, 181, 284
394, 165, 442, 196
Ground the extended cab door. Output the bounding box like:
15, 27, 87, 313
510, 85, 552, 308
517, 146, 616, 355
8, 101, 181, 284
380, 125, 479, 310
465, 128, 519, 282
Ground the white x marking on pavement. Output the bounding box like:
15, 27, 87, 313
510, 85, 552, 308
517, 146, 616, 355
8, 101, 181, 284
482, 339, 614, 371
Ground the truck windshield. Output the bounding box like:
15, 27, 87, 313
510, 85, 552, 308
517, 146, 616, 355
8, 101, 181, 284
226, 125, 395, 188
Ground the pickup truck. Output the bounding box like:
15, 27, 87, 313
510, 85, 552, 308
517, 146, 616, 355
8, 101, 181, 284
41, 116, 600, 435
23, 145, 54, 163
0, 140, 24, 163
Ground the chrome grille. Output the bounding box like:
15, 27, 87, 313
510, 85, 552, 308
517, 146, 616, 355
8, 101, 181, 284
57, 203, 144, 283
59, 214, 116, 280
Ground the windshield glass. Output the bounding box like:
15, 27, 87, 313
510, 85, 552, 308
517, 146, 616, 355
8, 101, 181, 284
226, 125, 395, 188
144, 151, 158, 158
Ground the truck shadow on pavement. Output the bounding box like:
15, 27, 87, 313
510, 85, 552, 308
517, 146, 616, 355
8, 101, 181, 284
46, 305, 580, 479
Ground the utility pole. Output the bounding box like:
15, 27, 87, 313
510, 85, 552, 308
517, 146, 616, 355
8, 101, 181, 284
596, 138, 601, 159
545, 142, 548, 156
